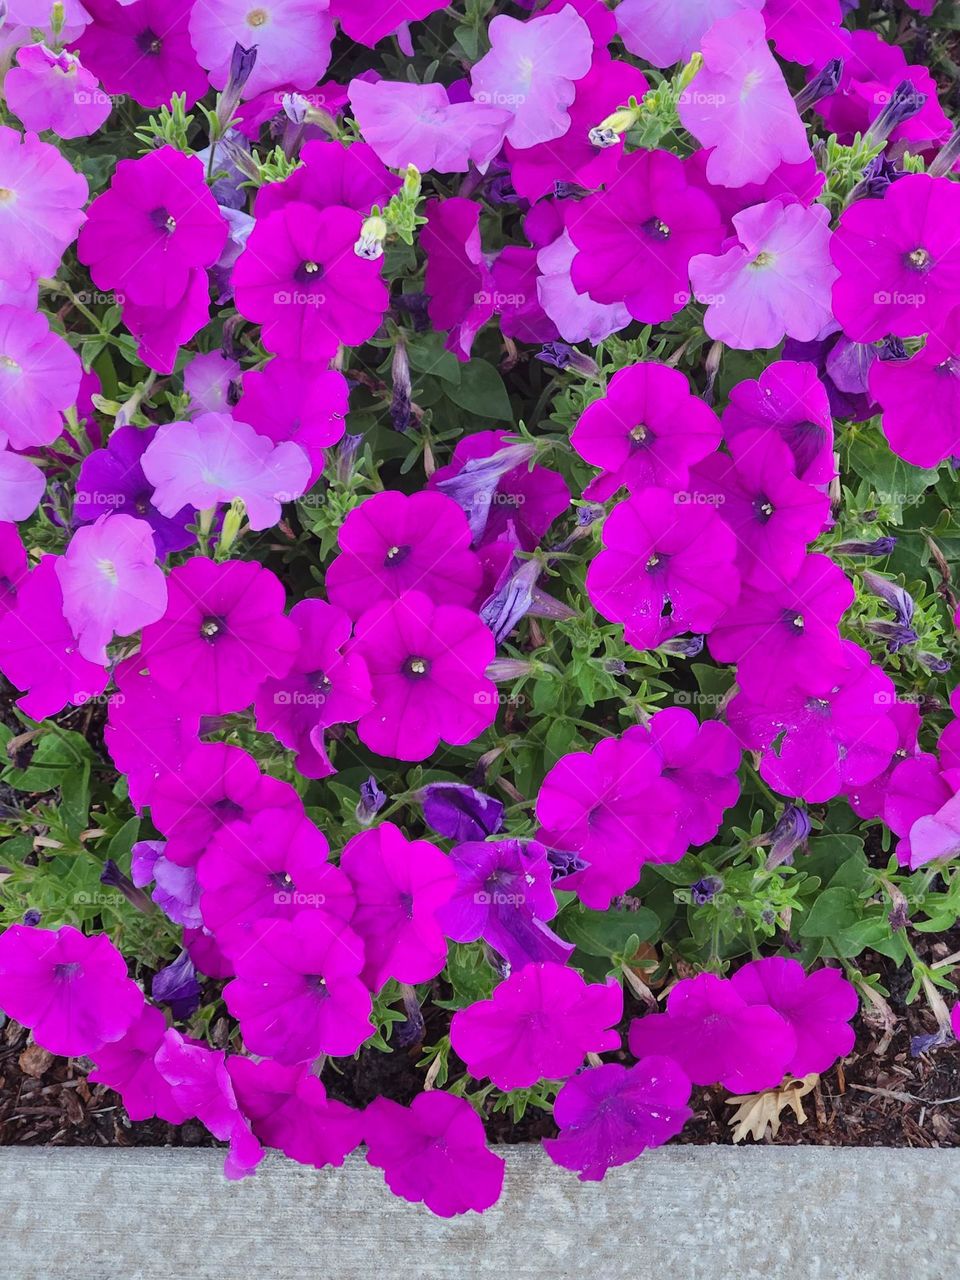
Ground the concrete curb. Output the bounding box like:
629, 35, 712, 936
5, 1145, 959, 1279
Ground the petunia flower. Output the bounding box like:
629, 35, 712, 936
571, 361, 722, 502
544, 1058, 692, 1181
870, 308, 960, 468
536, 229, 632, 345
328, 0, 447, 46
0, 304, 81, 449
629, 972, 795, 1092
122, 267, 213, 375
586, 486, 740, 652
0, 924, 142, 1058
730, 957, 858, 1075
227, 1058, 363, 1170
55, 515, 167, 664
77, 147, 226, 311
422, 197, 495, 360
105, 659, 201, 809
5, 44, 112, 138
437, 838, 574, 970
762, 0, 847, 67
0, 446, 44, 523
130, 839, 202, 929
183, 351, 241, 417
722, 359, 835, 484
364, 1091, 505, 1218
233, 360, 349, 484
451, 962, 623, 1090
0, 523, 28, 617
223, 914, 373, 1062
0, 126, 87, 293
469, 6, 593, 150
0, 556, 108, 717
151, 950, 201, 1021
325, 490, 482, 619
189, 0, 334, 100
677, 11, 811, 188
88, 1004, 191, 1123
255, 139, 399, 223
418, 782, 504, 842
72, 0, 209, 110
233, 202, 389, 361
616, 0, 761, 68
689, 200, 837, 350
568, 149, 723, 324
254, 599, 373, 779
848, 699, 922, 823
830, 173, 960, 342
138, 558, 298, 715
141, 413, 310, 531
339, 822, 457, 991
351, 591, 497, 761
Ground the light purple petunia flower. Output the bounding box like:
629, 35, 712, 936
0, 303, 81, 449
364, 1091, 505, 1218
183, 351, 241, 417
419, 782, 505, 842
130, 839, 202, 929
536, 230, 632, 346
0, 924, 142, 1058
5, 44, 112, 139
189, 0, 334, 100
0, 126, 87, 292
689, 200, 837, 350
616, 0, 761, 68
0, 446, 45, 523
469, 5, 594, 149
544, 1058, 692, 1181
451, 962, 622, 1090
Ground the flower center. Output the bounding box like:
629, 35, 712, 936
0, 354, 19, 372
306, 669, 331, 693
907, 247, 932, 271
641, 216, 671, 241
787, 611, 804, 631
295, 259, 324, 283
0, 187, 15, 205
754, 496, 775, 522
150, 207, 177, 234
53, 961, 82, 982
96, 557, 118, 584
200, 614, 226, 640
384, 544, 411, 567
246, 6, 268, 25
630, 423, 649, 444
750, 250, 775, 269
136, 28, 163, 55
403, 656, 430, 678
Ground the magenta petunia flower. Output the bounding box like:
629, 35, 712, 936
329, 0, 447, 46
0, 523, 28, 617
254, 598, 373, 779
148, 741, 300, 868
629, 973, 796, 1092
326, 490, 482, 619
5, 45, 112, 139
55, 515, 167, 664
727, 641, 898, 803
451, 962, 622, 1090
437, 838, 574, 971
831, 174, 960, 343
73, 0, 209, 110
141, 413, 310, 531
88, 1003, 190, 1123
227, 1058, 363, 1170
709, 552, 853, 703
223, 914, 373, 1062
568, 149, 723, 324
469, 6, 593, 150
349, 79, 511, 174
0, 304, 82, 449
351, 591, 497, 761
138, 558, 298, 715
586, 487, 739, 652
234, 360, 348, 484
762, 0, 846, 66
690, 200, 836, 350
429, 430, 569, 551
506, 56, 648, 201
0, 126, 87, 292
233, 202, 389, 361
422, 197, 495, 360
677, 11, 810, 188
490, 244, 558, 344
364, 1091, 505, 1218
255, 140, 400, 222
616, 0, 761, 67
121, 267, 212, 375
690, 431, 830, 590
544, 1058, 692, 1182
535, 731, 679, 908
0, 924, 142, 1058
848, 699, 923, 823
722, 359, 835, 484
904, 785, 960, 870
870, 309, 960, 468
571, 361, 722, 502
77, 147, 226, 311
154, 1031, 262, 1179
189, 0, 334, 99
339, 821, 456, 991
0, 556, 108, 718
730, 958, 858, 1075
105, 658, 201, 809
197, 806, 354, 952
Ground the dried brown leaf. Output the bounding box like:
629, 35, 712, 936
18, 1044, 54, 1078
725, 1074, 819, 1143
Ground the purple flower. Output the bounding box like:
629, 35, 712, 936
722, 360, 835, 484
356, 776, 387, 825
765, 805, 812, 868
151, 950, 201, 1021
870, 308, 960, 468
419, 782, 505, 842
183, 351, 242, 417
0, 126, 87, 293
131, 840, 202, 928
0, 303, 81, 449
730, 958, 857, 1075
364, 1091, 505, 1218
188, 0, 333, 100
422, 197, 495, 360
73, 0, 209, 111
254, 139, 400, 222
536, 230, 632, 345
544, 1059, 692, 1181
88, 1004, 190, 1123
637, 708, 741, 852
616, 0, 761, 67
106, 660, 201, 810
5, 44, 112, 139
329, 0, 447, 46
233, 360, 349, 484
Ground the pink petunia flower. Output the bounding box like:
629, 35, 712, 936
422, 197, 495, 360
352, 591, 497, 761
0, 304, 82, 449
55, 515, 167, 664
138, 558, 298, 715
364, 1091, 505, 1218
189, 0, 334, 99
183, 351, 242, 417
122, 267, 212, 375
326, 490, 482, 619
0, 924, 142, 1058
72, 0, 209, 110
339, 821, 457, 991
88, 1003, 190, 1123
544, 1058, 692, 1181
585, 486, 740, 652
870, 308, 960, 468
762, 0, 846, 67
105, 657, 201, 809
616, 0, 761, 68
848, 699, 923, 824
722, 359, 835, 484
536, 229, 632, 345
233, 360, 349, 484
329, 0, 447, 46
629, 972, 796, 1092
0, 447, 45, 523
0, 523, 28, 617
451, 962, 623, 1090
254, 139, 399, 222
5, 44, 113, 138
0, 126, 87, 293
223, 914, 373, 1062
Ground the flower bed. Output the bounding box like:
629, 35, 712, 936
1, 0, 960, 1220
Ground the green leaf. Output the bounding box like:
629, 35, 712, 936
798, 886, 861, 937
407, 330, 462, 386
846, 431, 938, 508
444, 360, 513, 421
559, 903, 660, 956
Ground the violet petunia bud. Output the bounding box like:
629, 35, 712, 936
765, 805, 812, 869
419, 782, 505, 842
356, 775, 387, 826
794, 57, 844, 113
100, 859, 154, 914
865, 79, 927, 145
151, 950, 201, 1021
